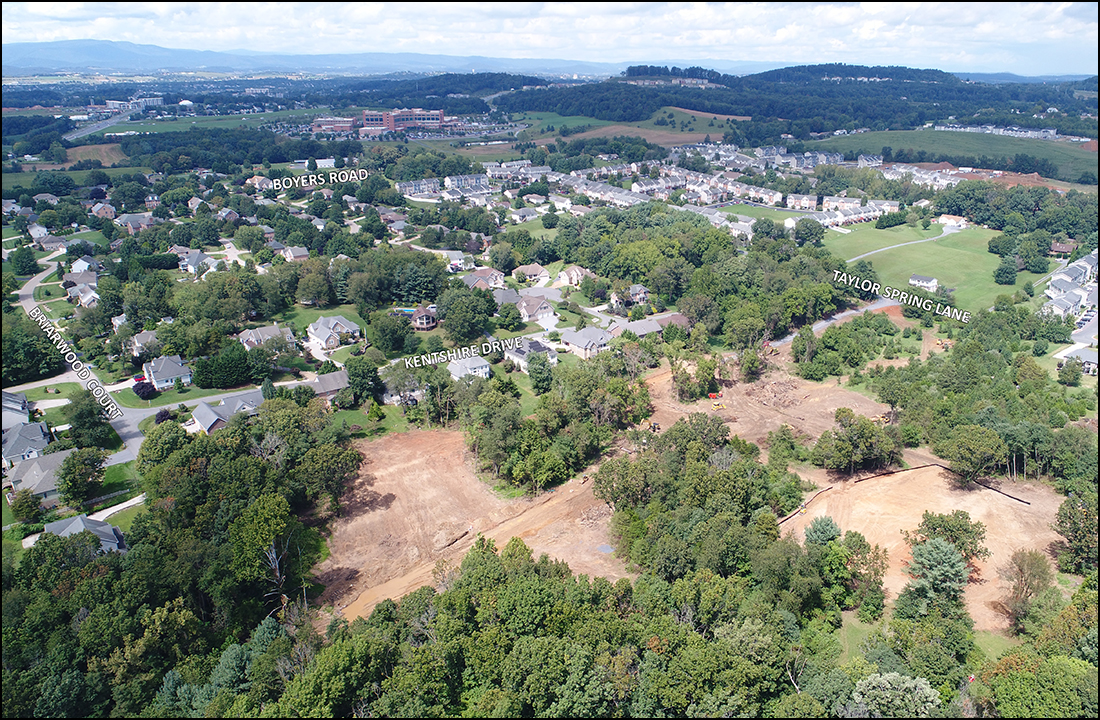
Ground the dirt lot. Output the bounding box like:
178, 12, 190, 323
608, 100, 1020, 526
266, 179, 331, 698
782, 464, 1064, 631
645, 359, 888, 450
315, 430, 632, 620
668, 106, 752, 122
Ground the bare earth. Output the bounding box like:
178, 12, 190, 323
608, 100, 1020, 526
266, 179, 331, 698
316, 430, 632, 620
783, 464, 1064, 632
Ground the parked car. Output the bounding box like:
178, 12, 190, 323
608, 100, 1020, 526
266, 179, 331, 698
133, 375, 146, 382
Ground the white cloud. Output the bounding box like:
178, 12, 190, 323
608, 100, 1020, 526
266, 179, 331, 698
0, 1, 1095, 74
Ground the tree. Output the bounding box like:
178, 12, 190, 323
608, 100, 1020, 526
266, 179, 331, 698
57, 447, 108, 506
65, 389, 115, 448
346, 355, 385, 404
262, 378, 276, 400
527, 352, 553, 396
939, 424, 1006, 483
10, 246, 39, 276
296, 444, 362, 510
370, 311, 413, 354
497, 303, 523, 332
851, 672, 940, 718
1001, 549, 1054, 631
11, 488, 43, 522
903, 510, 991, 569
805, 516, 841, 545
1058, 358, 1082, 387
993, 255, 1018, 285
136, 420, 190, 474
794, 219, 825, 246
897, 537, 969, 615
1054, 491, 1097, 573
133, 381, 157, 400
489, 241, 517, 274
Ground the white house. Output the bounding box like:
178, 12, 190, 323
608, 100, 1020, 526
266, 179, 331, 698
515, 295, 555, 323
505, 338, 559, 374
143, 355, 193, 391
448, 355, 491, 381
909, 274, 938, 293
307, 315, 360, 349
560, 327, 612, 360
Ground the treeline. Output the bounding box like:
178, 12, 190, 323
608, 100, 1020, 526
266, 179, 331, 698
519, 135, 668, 172
935, 180, 1098, 240
1, 394, 363, 717
498, 63, 1098, 143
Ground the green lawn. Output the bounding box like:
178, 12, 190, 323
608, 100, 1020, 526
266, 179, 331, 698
100, 460, 140, 497
87, 108, 319, 136
822, 222, 943, 262
491, 321, 541, 341
808, 129, 1098, 184
20, 382, 81, 402
114, 383, 256, 408
70, 229, 109, 248
838, 610, 877, 663
33, 283, 63, 301
509, 218, 559, 241
719, 203, 806, 222
106, 504, 147, 533
854, 226, 1045, 315
330, 406, 410, 438
497, 365, 541, 416
2, 496, 15, 527
40, 297, 75, 320
974, 630, 1022, 661
3, 166, 155, 192
275, 304, 366, 336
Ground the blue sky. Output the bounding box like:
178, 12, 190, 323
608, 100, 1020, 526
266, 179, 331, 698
2, 1, 1097, 75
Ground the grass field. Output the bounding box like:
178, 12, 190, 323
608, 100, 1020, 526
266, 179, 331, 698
3, 165, 154, 192
822, 222, 944, 262
719, 203, 808, 223
838, 611, 877, 662
33, 282, 63, 301
101, 460, 140, 497
2, 497, 15, 527
808, 129, 1098, 183
93, 108, 319, 136
848, 225, 1046, 314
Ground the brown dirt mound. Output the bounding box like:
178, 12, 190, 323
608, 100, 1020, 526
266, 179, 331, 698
1081, 139, 1097, 153
783, 464, 1064, 632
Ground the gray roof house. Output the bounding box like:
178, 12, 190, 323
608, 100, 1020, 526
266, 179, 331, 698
2, 421, 51, 468
191, 390, 266, 434
2, 391, 29, 431
131, 329, 159, 357
143, 355, 193, 391
307, 315, 360, 349
44, 514, 126, 553
237, 323, 294, 351
309, 370, 350, 402
7, 447, 76, 507
504, 338, 559, 374
448, 355, 491, 381
560, 327, 612, 360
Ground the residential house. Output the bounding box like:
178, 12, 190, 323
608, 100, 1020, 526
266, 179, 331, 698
2, 422, 51, 468
192, 389, 266, 434
7, 448, 75, 507
504, 338, 558, 374
411, 307, 437, 330
936, 214, 968, 227
786, 194, 817, 210
463, 267, 505, 290
493, 288, 523, 307
509, 208, 539, 224
515, 295, 554, 323
70, 255, 101, 274
1063, 348, 1098, 376
557, 265, 597, 287
38, 235, 68, 252
655, 313, 691, 331
27, 223, 49, 240
237, 323, 294, 351
90, 202, 116, 220
612, 284, 650, 306
448, 355, 491, 381
909, 275, 939, 293
611, 318, 663, 339
560, 327, 612, 360
44, 514, 126, 553
70, 284, 100, 309
282, 246, 310, 262
2, 391, 30, 432
114, 212, 159, 235
33, 193, 60, 205
143, 355, 193, 391
131, 329, 159, 357
513, 263, 550, 283
63, 270, 98, 288
310, 370, 350, 403
168, 244, 194, 258
307, 315, 360, 349
216, 207, 240, 223
111, 314, 128, 334
187, 197, 205, 212
179, 251, 214, 274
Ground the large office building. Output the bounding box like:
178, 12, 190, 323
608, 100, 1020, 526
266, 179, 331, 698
361, 108, 445, 133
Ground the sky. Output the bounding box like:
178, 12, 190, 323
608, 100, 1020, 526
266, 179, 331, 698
2, 1, 1097, 76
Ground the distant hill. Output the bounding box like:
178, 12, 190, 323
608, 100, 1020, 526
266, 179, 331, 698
952, 71, 1095, 84
0, 40, 793, 79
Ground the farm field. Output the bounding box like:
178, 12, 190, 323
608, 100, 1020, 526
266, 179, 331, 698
87, 107, 319, 135
808, 129, 1098, 183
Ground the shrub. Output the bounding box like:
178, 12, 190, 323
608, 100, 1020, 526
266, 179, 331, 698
133, 381, 157, 400
154, 409, 172, 424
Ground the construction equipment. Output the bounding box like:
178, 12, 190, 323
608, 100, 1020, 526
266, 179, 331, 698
712, 402, 726, 410
649, 421, 661, 433
708, 392, 724, 399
